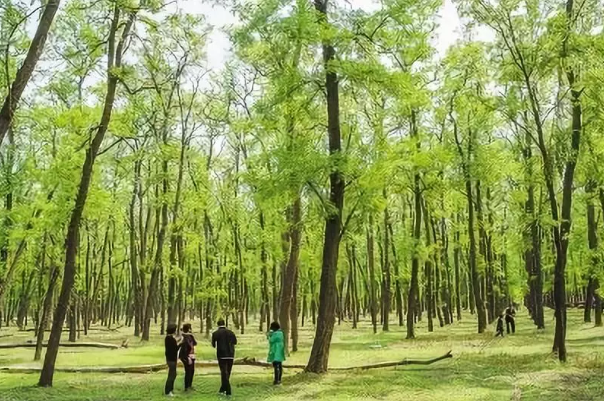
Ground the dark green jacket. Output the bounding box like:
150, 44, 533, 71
267, 330, 286, 363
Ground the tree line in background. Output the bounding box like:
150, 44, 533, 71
0, 0, 603, 387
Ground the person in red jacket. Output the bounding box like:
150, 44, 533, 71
179, 323, 197, 392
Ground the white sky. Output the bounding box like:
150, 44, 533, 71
172, 0, 462, 72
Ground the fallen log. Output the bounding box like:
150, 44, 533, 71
0, 342, 120, 350
237, 352, 453, 371
332, 350, 453, 370
0, 352, 452, 374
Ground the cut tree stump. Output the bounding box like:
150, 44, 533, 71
0, 352, 453, 374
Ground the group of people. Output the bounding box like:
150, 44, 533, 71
495, 306, 516, 337
164, 319, 286, 397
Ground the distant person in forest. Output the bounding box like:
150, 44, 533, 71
212, 318, 238, 397
505, 306, 516, 334
267, 321, 285, 385
179, 323, 197, 392
164, 324, 179, 397
495, 314, 505, 337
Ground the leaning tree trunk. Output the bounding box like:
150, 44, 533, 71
35, 266, 59, 361
38, 7, 136, 387
0, 0, 61, 147
305, 0, 344, 374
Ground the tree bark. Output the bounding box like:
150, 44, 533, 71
586, 180, 599, 325
306, 0, 345, 374
382, 197, 391, 331
38, 9, 136, 386
0, 0, 61, 147
367, 215, 378, 334
406, 111, 421, 339
279, 197, 302, 354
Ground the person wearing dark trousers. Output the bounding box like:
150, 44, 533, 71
179, 323, 197, 392
267, 321, 285, 385
212, 318, 238, 397
495, 315, 505, 337
505, 306, 516, 334
164, 324, 179, 397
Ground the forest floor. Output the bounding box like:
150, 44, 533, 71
0, 309, 603, 400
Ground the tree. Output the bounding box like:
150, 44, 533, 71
38, 0, 138, 386
305, 0, 345, 374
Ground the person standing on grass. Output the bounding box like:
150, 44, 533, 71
267, 321, 285, 385
212, 318, 238, 397
164, 324, 179, 397
179, 323, 197, 392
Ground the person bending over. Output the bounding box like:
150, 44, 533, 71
212, 318, 238, 397
505, 306, 516, 334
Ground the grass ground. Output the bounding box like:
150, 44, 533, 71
0, 309, 603, 400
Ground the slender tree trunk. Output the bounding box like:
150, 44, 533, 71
0, 0, 61, 147
259, 212, 270, 332
279, 197, 302, 353
291, 267, 299, 352
35, 266, 59, 361
306, 0, 345, 373
382, 198, 391, 331
406, 109, 422, 339
367, 216, 377, 334
38, 8, 135, 386
586, 180, 599, 324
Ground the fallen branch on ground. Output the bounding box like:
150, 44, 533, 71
0, 341, 120, 350
331, 350, 453, 370
0, 352, 453, 374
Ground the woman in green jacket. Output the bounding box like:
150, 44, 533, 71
267, 321, 285, 385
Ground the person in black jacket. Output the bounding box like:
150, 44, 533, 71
505, 306, 516, 334
179, 323, 197, 392
212, 318, 238, 396
164, 324, 179, 397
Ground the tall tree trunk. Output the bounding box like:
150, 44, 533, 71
35, 266, 59, 361
367, 216, 377, 334
259, 212, 270, 332
0, 0, 61, 147
291, 267, 299, 352
129, 160, 142, 336
524, 130, 544, 328
382, 197, 391, 332
38, 8, 135, 387
406, 110, 421, 339
306, 0, 345, 374
586, 180, 599, 325
454, 214, 462, 321
279, 197, 302, 354
423, 203, 434, 332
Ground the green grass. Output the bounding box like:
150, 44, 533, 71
1, 309, 603, 400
